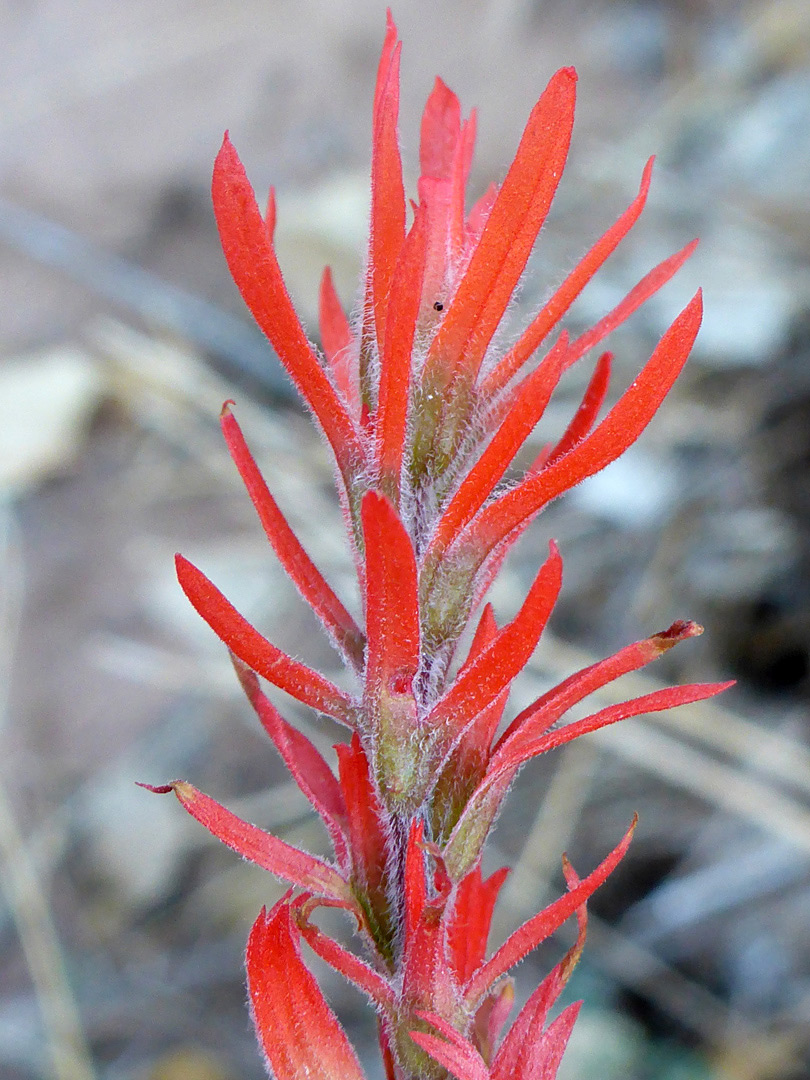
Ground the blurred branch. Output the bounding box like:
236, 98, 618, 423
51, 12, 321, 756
0, 196, 292, 401
0, 506, 97, 1080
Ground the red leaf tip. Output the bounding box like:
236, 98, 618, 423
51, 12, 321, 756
220, 399, 236, 418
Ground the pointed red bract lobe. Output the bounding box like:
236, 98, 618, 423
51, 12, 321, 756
319, 267, 357, 409
233, 660, 350, 867
148, 781, 353, 904
420, 77, 462, 180
175, 553, 355, 724
544, 350, 612, 465
431, 334, 568, 554
422, 67, 577, 387
495, 619, 707, 751
491, 681, 734, 776
368, 17, 406, 359
362, 492, 420, 701
468, 291, 703, 560
482, 157, 655, 397
336, 733, 389, 905
298, 907, 395, 1010
212, 135, 361, 478
376, 207, 428, 494
449, 866, 509, 984
411, 1014, 491, 1080
247, 901, 367, 1080
220, 404, 365, 669
426, 543, 562, 736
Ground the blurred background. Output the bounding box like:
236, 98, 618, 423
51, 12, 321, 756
1, 0, 810, 1078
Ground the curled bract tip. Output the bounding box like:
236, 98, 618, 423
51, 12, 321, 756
136, 781, 176, 795
654, 619, 704, 651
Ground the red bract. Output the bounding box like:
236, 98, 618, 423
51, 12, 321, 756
145, 11, 731, 1079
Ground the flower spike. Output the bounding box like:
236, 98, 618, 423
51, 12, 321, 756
157, 16, 728, 1080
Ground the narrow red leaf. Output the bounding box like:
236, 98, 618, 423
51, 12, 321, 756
144, 781, 353, 904
422, 68, 576, 388
467, 291, 703, 561
464, 603, 498, 664
449, 866, 509, 984
418, 175, 453, 323
430, 334, 568, 556
493, 975, 557, 1078
368, 24, 406, 358
449, 112, 476, 261
566, 238, 699, 368
492, 974, 562, 1080
464, 818, 636, 1003
336, 734, 389, 905
544, 350, 612, 466
491, 681, 734, 776
247, 902, 367, 1080
319, 267, 357, 410
221, 404, 365, 670
466, 182, 497, 245
233, 659, 349, 867
481, 157, 654, 398
401, 822, 457, 1013
379, 1023, 397, 1080
319, 267, 352, 364
449, 679, 730, 882
425, 544, 562, 736
416, 76, 463, 320
212, 135, 361, 478
411, 1013, 491, 1080
298, 917, 395, 1009
473, 981, 515, 1068
453, 604, 507, 767
491, 862, 585, 1080
495, 620, 706, 754
362, 492, 420, 702
373, 10, 398, 117
420, 77, 461, 180
520, 1003, 581, 1080
404, 818, 427, 945
175, 553, 355, 724
376, 207, 428, 494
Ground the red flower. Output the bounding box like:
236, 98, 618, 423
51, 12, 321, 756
146, 11, 731, 1079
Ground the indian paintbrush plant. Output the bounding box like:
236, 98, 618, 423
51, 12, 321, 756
143, 13, 731, 1080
